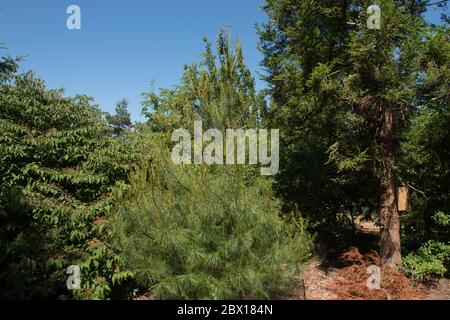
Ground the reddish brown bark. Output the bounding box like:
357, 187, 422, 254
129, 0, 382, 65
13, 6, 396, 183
378, 106, 401, 267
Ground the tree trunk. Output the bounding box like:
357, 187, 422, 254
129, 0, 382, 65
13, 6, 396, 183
378, 106, 401, 268
379, 166, 401, 267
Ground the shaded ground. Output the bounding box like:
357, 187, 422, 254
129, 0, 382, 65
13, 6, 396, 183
424, 278, 450, 300
299, 257, 449, 300
296, 219, 450, 300
301, 258, 339, 300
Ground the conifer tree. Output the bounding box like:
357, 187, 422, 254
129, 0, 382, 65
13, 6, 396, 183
258, 0, 446, 267
142, 29, 262, 131
106, 98, 132, 136
111, 142, 312, 299
111, 31, 312, 299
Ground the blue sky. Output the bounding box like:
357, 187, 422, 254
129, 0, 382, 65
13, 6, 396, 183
0, 0, 267, 121
0, 1, 447, 122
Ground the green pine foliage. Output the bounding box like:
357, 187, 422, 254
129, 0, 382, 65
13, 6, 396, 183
111, 140, 312, 299
0, 58, 137, 299
106, 98, 132, 136
111, 31, 312, 299
141, 29, 263, 132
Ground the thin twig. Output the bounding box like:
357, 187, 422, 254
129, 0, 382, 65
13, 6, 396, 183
407, 183, 427, 198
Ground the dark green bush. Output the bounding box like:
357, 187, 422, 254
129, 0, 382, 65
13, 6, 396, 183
0, 58, 137, 299
401, 239, 450, 282
401, 211, 450, 282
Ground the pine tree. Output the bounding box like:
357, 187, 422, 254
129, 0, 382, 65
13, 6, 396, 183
111, 140, 312, 299
106, 98, 132, 136
111, 30, 312, 299
141, 29, 262, 132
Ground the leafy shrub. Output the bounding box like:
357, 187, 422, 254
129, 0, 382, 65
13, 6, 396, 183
111, 142, 312, 299
401, 209, 450, 282
401, 240, 450, 282
433, 211, 450, 227
0, 58, 137, 299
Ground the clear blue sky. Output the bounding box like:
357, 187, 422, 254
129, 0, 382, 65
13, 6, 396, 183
0, 1, 447, 122
0, 0, 267, 122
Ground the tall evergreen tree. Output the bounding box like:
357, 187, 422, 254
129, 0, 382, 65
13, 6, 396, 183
142, 29, 262, 131
258, 0, 447, 266
106, 98, 132, 136
110, 31, 312, 299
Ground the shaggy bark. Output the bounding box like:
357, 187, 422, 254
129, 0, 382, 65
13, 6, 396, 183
378, 106, 401, 267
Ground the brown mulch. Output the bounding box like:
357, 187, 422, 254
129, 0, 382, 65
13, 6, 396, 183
326, 247, 427, 300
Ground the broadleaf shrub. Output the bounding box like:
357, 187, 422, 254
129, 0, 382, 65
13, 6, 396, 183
401, 210, 450, 282
0, 59, 137, 299
401, 240, 450, 282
